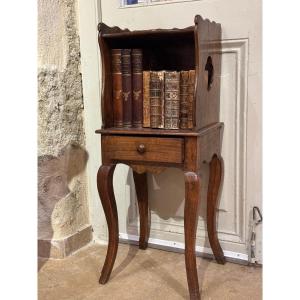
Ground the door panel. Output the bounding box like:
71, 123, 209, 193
98, 0, 262, 262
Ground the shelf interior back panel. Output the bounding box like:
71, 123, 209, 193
104, 31, 195, 71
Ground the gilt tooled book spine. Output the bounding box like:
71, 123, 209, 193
121, 49, 132, 128
164, 71, 180, 129
111, 49, 123, 127
179, 71, 189, 129
132, 49, 143, 128
187, 70, 196, 129
150, 71, 165, 129
143, 71, 150, 128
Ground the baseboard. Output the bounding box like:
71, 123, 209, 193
38, 225, 93, 259
119, 233, 249, 265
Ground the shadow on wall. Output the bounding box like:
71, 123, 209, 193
38, 142, 88, 271
125, 166, 212, 241
119, 165, 215, 296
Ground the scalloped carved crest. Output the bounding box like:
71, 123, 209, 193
98, 22, 195, 35
98, 22, 130, 34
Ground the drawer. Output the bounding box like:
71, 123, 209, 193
102, 135, 184, 164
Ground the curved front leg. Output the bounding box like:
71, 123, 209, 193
184, 172, 201, 300
207, 155, 225, 264
97, 164, 119, 284
133, 171, 150, 250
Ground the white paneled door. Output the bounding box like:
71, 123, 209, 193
79, 0, 262, 264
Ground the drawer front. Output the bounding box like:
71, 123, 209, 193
102, 136, 184, 164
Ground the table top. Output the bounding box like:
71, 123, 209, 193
96, 122, 223, 137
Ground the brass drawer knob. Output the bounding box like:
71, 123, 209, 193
137, 144, 146, 154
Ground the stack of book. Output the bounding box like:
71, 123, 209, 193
111, 48, 195, 130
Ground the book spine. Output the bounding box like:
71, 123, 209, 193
179, 71, 189, 129
164, 71, 180, 129
111, 49, 123, 127
187, 70, 196, 129
121, 49, 132, 128
132, 49, 143, 128
143, 71, 150, 127
150, 71, 165, 128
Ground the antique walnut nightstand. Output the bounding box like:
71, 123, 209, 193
95, 15, 225, 300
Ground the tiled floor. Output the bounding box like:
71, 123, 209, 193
38, 242, 262, 299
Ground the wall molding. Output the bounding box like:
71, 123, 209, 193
119, 233, 249, 261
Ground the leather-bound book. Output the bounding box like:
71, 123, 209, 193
132, 49, 143, 128
187, 70, 196, 129
150, 71, 165, 128
180, 71, 189, 129
164, 71, 180, 129
111, 49, 123, 127
143, 71, 150, 127
121, 49, 132, 128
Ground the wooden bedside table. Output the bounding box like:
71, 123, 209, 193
96, 15, 225, 300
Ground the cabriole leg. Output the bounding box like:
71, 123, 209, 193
207, 155, 225, 264
184, 171, 201, 300
133, 171, 150, 250
97, 164, 119, 284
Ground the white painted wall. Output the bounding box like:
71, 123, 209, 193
78, 0, 262, 263
77, 0, 106, 241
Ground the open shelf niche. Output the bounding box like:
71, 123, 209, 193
97, 15, 221, 135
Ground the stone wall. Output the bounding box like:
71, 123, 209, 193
38, 0, 91, 258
